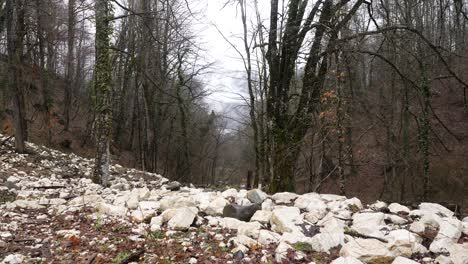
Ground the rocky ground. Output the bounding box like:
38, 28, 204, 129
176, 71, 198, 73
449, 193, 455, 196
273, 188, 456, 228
0, 134, 467, 264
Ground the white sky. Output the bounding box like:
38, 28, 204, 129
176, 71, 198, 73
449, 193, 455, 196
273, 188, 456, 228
188, 0, 271, 113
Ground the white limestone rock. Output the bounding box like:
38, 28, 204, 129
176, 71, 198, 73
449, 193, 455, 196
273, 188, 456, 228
222, 188, 238, 199
340, 238, 395, 263
204, 197, 228, 216
237, 222, 262, 237
1, 253, 26, 264
392, 256, 419, 264
250, 210, 272, 224
351, 212, 386, 238
388, 203, 411, 214
96, 203, 128, 217
271, 192, 298, 204
270, 207, 302, 234
331, 257, 363, 264
246, 189, 267, 204
419, 203, 454, 217
167, 207, 198, 231
261, 199, 275, 211
257, 230, 281, 245
369, 201, 388, 211
308, 232, 346, 253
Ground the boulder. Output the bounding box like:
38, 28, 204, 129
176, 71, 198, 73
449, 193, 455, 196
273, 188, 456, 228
68, 194, 104, 207
1, 253, 26, 264
160, 196, 196, 211
388, 203, 410, 214
223, 203, 261, 221
229, 235, 259, 248
167, 207, 198, 231
150, 216, 163, 231
385, 214, 408, 225
271, 192, 298, 204
205, 197, 228, 216
237, 222, 262, 237
261, 199, 275, 211
340, 238, 395, 263
96, 203, 128, 217
165, 181, 181, 191
6, 176, 20, 190
429, 238, 454, 254
392, 257, 419, 264
385, 229, 424, 257
318, 213, 347, 233
434, 255, 453, 264
331, 257, 364, 264
257, 230, 281, 245
8, 199, 44, 210
308, 232, 346, 253
246, 189, 267, 204
446, 242, 468, 264
435, 217, 462, 241
222, 188, 238, 199
351, 212, 386, 238
369, 201, 388, 211
221, 217, 244, 230
275, 242, 294, 263
320, 194, 346, 203
270, 207, 302, 233
419, 203, 454, 217
250, 210, 272, 224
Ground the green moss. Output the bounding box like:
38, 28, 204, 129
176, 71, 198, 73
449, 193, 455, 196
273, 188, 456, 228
293, 242, 314, 253
146, 230, 164, 240
111, 252, 130, 264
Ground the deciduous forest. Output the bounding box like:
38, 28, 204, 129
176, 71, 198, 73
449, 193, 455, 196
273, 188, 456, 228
1, 0, 467, 216
1, 0, 468, 263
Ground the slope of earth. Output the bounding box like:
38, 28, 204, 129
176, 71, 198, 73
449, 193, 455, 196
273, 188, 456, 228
0, 134, 467, 264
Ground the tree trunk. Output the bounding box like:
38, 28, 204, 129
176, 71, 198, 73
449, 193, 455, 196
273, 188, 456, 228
93, 0, 113, 187
64, 0, 75, 131
6, 0, 27, 153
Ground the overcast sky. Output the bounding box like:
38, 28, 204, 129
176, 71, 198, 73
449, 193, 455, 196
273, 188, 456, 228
188, 0, 271, 113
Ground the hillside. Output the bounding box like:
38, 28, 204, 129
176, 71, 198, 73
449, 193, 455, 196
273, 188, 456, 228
1, 134, 467, 263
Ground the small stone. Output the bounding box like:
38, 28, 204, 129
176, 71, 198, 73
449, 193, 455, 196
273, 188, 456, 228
188, 257, 197, 264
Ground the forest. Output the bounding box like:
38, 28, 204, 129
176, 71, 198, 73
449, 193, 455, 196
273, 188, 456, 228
0, 0, 466, 207
1, 0, 468, 263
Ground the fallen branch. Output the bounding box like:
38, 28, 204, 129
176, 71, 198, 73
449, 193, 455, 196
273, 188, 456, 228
33, 186, 66, 190
344, 230, 388, 243
86, 253, 97, 264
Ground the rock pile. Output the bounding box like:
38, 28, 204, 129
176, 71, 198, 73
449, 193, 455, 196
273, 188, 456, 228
0, 134, 467, 263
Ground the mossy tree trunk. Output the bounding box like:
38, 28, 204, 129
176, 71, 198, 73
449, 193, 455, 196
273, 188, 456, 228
93, 0, 113, 187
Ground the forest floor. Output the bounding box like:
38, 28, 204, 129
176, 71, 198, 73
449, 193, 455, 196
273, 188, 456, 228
0, 134, 467, 264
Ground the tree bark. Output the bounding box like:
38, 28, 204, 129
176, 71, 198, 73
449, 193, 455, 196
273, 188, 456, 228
6, 0, 27, 153
93, 0, 113, 187
64, 0, 76, 131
